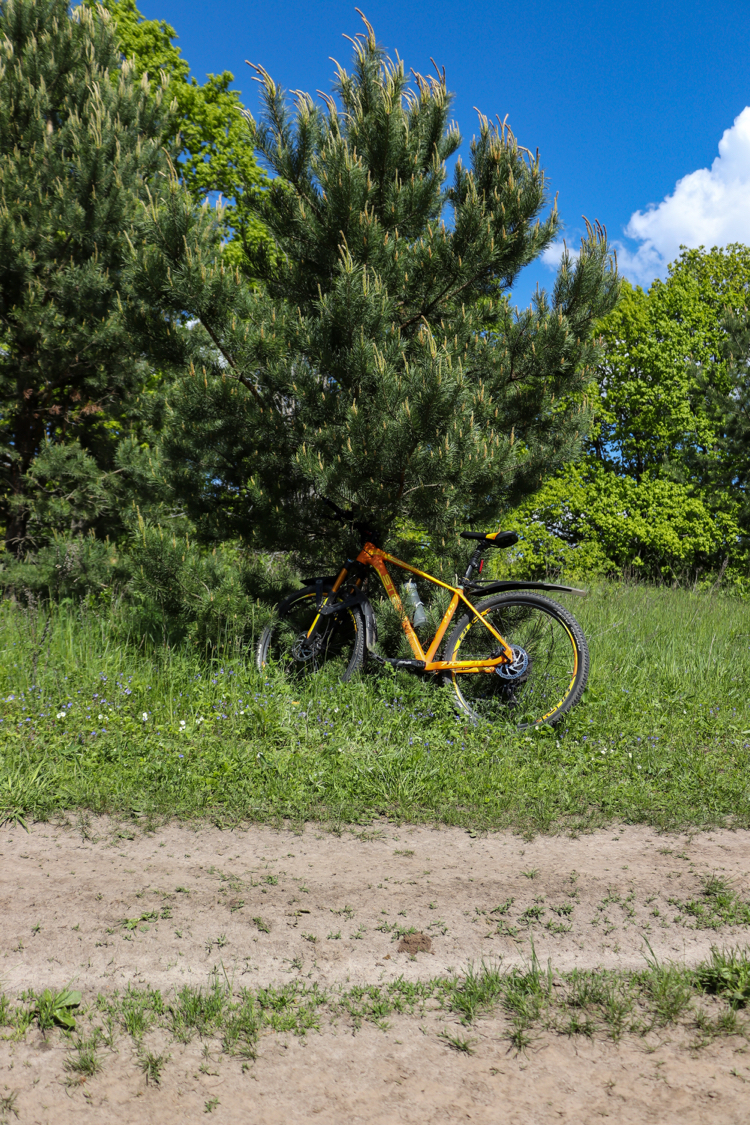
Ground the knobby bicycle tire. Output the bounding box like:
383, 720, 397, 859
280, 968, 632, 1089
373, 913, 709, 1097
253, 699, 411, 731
257, 585, 365, 682
442, 592, 589, 728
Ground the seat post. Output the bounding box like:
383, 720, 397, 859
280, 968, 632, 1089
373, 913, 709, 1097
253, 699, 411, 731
462, 547, 485, 584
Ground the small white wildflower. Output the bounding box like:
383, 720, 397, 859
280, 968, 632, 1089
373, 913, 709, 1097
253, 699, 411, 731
98, 714, 104, 721
56, 711, 66, 720
196, 716, 204, 725
142, 712, 148, 722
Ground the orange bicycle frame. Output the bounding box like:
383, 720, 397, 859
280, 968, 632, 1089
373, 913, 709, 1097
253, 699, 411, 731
309, 542, 514, 673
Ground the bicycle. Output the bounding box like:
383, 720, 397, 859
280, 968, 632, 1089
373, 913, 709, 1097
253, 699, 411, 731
257, 500, 589, 728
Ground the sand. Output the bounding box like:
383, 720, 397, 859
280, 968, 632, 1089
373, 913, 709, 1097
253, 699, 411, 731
1, 817, 749, 1123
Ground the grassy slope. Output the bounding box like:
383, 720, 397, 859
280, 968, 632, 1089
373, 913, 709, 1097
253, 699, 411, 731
0, 582, 749, 831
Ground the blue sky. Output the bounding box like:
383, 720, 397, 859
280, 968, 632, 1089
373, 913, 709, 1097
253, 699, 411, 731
138, 0, 750, 306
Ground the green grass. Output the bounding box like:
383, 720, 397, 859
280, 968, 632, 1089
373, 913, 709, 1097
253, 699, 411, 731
669, 874, 750, 929
1, 581, 750, 831
1, 950, 748, 1072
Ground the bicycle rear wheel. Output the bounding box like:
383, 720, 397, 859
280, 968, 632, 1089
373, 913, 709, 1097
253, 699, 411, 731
442, 593, 588, 728
257, 585, 365, 682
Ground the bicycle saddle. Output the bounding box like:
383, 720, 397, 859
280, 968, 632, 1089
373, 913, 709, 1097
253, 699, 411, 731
460, 530, 519, 549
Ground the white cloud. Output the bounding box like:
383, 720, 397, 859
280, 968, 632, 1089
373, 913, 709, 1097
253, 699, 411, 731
539, 108, 750, 289
540, 240, 579, 269
617, 107, 750, 286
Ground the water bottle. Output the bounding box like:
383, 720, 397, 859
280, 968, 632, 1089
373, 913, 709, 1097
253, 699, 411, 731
402, 579, 428, 627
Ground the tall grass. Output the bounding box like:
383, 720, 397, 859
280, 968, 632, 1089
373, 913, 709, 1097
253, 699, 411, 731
0, 581, 749, 831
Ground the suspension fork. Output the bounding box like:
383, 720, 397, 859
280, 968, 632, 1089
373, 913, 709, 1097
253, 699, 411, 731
305, 565, 351, 639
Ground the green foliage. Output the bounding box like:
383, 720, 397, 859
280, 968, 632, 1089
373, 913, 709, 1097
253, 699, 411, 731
0, 0, 176, 555
99, 0, 269, 266
491, 461, 741, 581
700, 308, 750, 536
592, 246, 750, 481
495, 246, 750, 582
0, 508, 297, 646
129, 15, 619, 568
127, 516, 298, 648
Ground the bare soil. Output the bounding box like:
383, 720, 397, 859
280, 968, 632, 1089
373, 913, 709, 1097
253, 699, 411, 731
2, 817, 750, 1123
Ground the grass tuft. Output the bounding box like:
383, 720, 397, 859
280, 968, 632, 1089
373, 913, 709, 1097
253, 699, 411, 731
670, 875, 750, 929
2, 949, 750, 1075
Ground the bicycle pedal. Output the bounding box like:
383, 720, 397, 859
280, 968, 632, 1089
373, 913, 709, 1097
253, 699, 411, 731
389, 658, 426, 672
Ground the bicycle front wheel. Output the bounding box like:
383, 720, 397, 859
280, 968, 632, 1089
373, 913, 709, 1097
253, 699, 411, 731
442, 593, 588, 728
257, 585, 365, 682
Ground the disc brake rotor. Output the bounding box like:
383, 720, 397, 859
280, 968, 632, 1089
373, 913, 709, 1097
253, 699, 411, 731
495, 644, 530, 681
291, 631, 325, 663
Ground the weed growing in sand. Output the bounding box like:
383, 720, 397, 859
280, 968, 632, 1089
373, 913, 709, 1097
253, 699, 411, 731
695, 947, 750, 1008
1, 951, 749, 1071
31, 988, 81, 1033
138, 1048, 170, 1085
669, 875, 750, 929
117, 986, 164, 1040
331, 904, 355, 920
443, 961, 505, 1024
439, 1030, 476, 1053
64, 1031, 105, 1082
0, 1090, 19, 1123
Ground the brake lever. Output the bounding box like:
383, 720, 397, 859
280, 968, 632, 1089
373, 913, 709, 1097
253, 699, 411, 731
321, 498, 380, 545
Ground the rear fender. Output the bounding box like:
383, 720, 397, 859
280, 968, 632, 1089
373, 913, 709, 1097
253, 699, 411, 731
466, 581, 588, 597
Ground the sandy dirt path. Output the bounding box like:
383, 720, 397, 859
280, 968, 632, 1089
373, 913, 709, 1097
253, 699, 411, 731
2, 818, 750, 1123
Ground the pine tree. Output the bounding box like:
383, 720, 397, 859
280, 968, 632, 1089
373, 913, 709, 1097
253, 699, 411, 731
0, 0, 176, 555
129, 16, 620, 565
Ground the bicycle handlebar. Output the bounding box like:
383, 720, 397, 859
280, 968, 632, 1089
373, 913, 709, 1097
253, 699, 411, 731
322, 497, 355, 523
321, 497, 382, 545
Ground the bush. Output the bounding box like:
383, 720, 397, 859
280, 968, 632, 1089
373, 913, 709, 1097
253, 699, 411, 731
487, 461, 744, 585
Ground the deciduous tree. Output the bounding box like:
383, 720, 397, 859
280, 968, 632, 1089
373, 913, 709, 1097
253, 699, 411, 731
99, 0, 268, 268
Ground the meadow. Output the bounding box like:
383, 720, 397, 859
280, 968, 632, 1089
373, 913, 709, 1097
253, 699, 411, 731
1, 581, 748, 834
